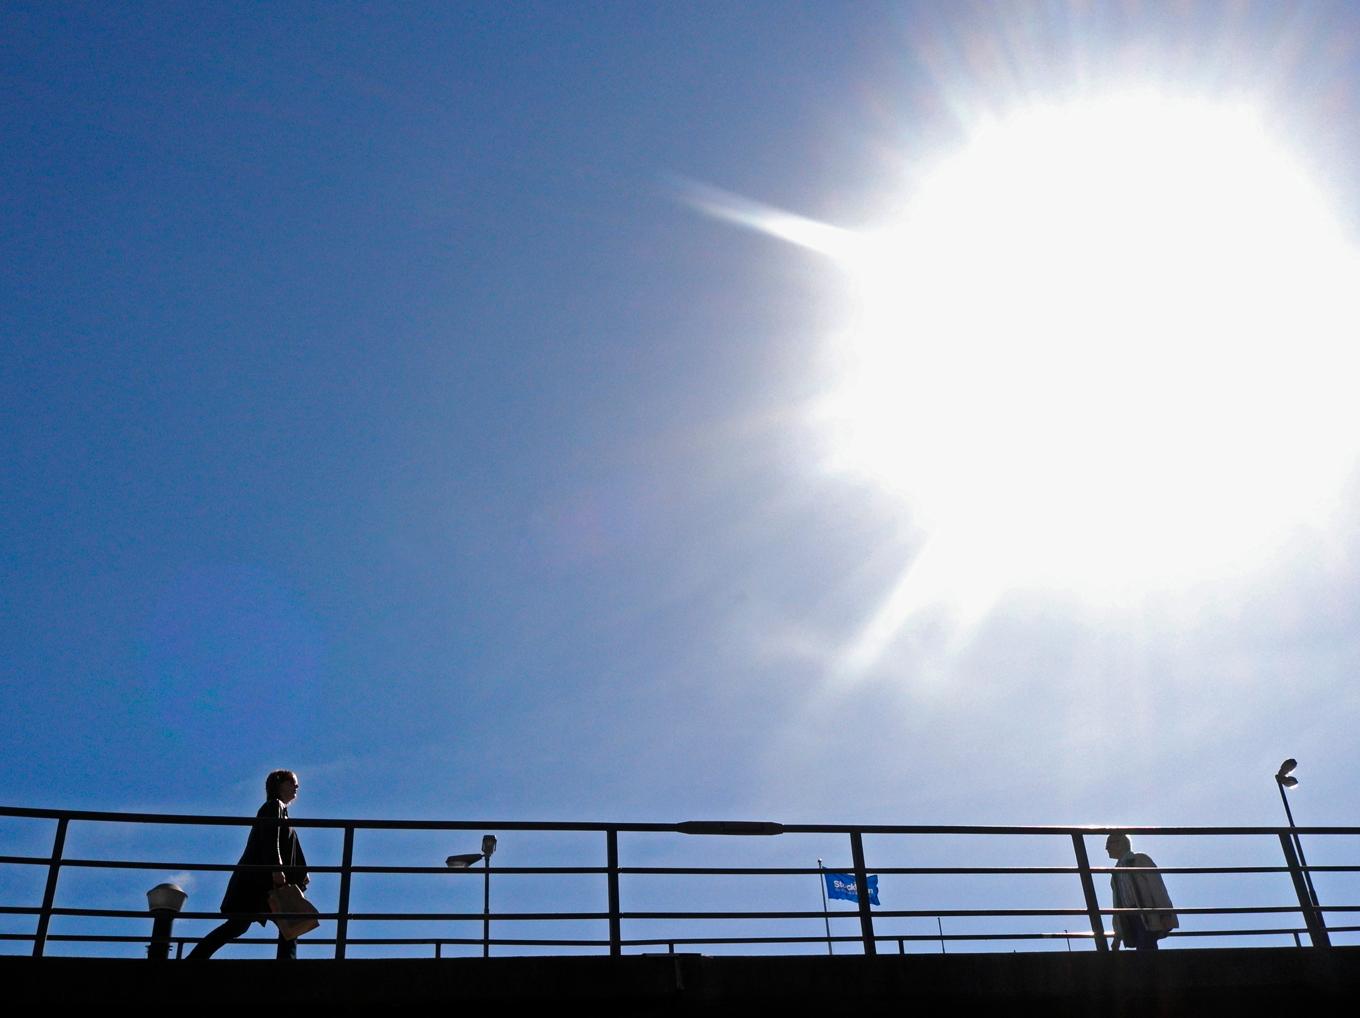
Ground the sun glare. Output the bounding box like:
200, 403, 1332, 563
684, 87, 1360, 678
822, 91, 1360, 595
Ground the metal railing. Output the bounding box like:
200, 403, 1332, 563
1, 806, 1356, 958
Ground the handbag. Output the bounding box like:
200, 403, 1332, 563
268, 883, 320, 940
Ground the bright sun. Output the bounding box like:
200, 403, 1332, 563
821, 90, 1360, 596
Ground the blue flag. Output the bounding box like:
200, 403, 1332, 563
824, 872, 880, 906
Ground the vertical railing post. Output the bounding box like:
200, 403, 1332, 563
607, 828, 621, 957
1279, 832, 1330, 948
483, 854, 492, 958
1072, 834, 1109, 952
335, 825, 355, 959
849, 831, 876, 955
32, 816, 69, 957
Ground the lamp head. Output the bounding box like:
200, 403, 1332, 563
446, 853, 483, 869
1277, 759, 1300, 788
481, 834, 498, 858
146, 882, 187, 913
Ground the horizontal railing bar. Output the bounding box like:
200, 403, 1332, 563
0, 857, 611, 875
627, 933, 1090, 945
0, 907, 612, 921
8, 904, 1357, 922
779, 824, 1360, 836
621, 865, 1354, 876
10, 926, 1359, 949
633, 906, 1360, 919
1082, 865, 1350, 874
296, 938, 614, 946
615, 906, 1353, 920
4, 855, 1354, 879
0, 934, 611, 947
0, 807, 660, 832
1168, 928, 1343, 937
622, 927, 1360, 946
339, 911, 609, 921
3, 805, 1358, 837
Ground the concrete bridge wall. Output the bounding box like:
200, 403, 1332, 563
5, 947, 1356, 1014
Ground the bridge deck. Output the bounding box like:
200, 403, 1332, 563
5, 946, 1357, 1013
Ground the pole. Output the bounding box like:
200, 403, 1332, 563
1279, 831, 1330, 948
335, 826, 354, 959
607, 829, 621, 957
1277, 780, 1323, 915
147, 910, 175, 961
817, 858, 833, 956
1071, 834, 1109, 952
849, 831, 876, 955
482, 854, 491, 958
33, 817, 68, 958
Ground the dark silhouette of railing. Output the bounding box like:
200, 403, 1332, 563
2, 806, 1356, 958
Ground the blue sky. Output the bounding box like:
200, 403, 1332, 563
4, 1, 1360, 956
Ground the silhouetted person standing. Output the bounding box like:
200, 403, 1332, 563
188, 770, 309, 959
1106, 832, 1178, 951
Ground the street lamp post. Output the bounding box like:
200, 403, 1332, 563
446, 834, 498, 958
481, 835, 497, 958
1275, 758, 1328, 946
1275, 759, 1322, 910
146, 882, 187, 960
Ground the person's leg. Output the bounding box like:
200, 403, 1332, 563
275, 932, 297, 960
1129, 915, 1158, 951
186, 917, 252, 959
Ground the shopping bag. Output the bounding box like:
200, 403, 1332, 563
268, 883, 320, 940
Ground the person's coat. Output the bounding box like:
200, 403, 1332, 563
1111, 851, 1179, 938
220, 800, 309, 925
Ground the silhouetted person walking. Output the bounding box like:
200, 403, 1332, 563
188, 769, 309, 959
1106, 832, 1178, 951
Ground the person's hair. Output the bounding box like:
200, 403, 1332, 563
1106, 832, 1131, 854
265, 769, 297, 800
